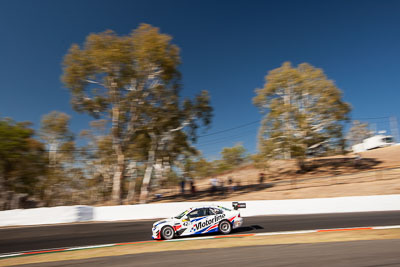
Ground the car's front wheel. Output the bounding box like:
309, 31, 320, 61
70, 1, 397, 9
161, 226, 175, 240
219, 220, 232, 235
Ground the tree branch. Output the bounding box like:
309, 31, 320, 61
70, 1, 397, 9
85, 79, 106, 88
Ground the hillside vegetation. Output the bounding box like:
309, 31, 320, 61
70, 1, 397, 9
151, 145, 400, 202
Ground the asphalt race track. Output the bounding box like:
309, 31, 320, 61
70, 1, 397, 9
19, 239, 400, 267
1, 211, 399, 254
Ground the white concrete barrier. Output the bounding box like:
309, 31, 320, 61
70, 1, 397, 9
1, 195, 400, 226
0, 205, 93, 227
93, 194, 400, 221
239, 194, 400, 217
94, 202, 223, 221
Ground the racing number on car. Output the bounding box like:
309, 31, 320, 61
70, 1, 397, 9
183, 221, 189, 227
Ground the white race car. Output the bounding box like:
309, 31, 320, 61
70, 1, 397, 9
152, 202, 246, 240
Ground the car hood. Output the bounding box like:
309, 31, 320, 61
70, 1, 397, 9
153, 218, 177, 228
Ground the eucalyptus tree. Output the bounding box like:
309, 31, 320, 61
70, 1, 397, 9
62, 24, 212, 204
138, 90, 212, 203
0, 118, 47, 209
346, 120, 373, 147
221, 144, 247, 166
39, 111, 74, 166
79, 120, 115, 202
39, 111, 77, 205
253, 62, 351, 170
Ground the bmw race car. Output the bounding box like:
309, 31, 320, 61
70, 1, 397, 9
152, 202, 246, 240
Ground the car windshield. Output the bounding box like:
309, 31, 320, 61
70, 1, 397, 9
174, 210, 189, 219
383, 137, 393, 143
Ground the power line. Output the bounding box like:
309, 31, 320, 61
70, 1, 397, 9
197, 129, 257, 147
352, 116, 390, 120
45, 115, 393, 153
198, 119, 260, 138
43, 119, 262, 152
198, 115, 390, 139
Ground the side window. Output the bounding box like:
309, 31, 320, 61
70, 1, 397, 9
206, 208, 214, 215
210, 208, 223, 214
197, 208, 207, 217
188, 208, 207, 218
187, 210, 198, 218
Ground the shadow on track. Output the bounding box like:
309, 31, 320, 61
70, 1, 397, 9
174, 225, 264, 240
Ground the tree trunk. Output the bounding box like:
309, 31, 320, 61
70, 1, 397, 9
49, 142, 58, 167
284, 86, 292, 159
111, 151, 124, 204
162, 159, 171, 186
139, 164, 153, 203
154, 160, 163, 186
0, 171, 5, 209
139, 150, 155, 203
297, 158, 307, 172
110, 96, 124, 204
126, 180, 136, 204
126, 162, 138, 204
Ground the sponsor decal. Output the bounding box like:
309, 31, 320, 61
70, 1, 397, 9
173, 225, 182, 231
154, 220, 167, 228
191, 214, 225, 232
176, 228, 187, 236
204, 223, 219, 233
190, 216, 206, 223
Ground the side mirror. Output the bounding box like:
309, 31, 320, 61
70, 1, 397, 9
182, 216, 189, 222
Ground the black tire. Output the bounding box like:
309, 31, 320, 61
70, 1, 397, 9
219, 220, 232, 235
161, 226, 175, 240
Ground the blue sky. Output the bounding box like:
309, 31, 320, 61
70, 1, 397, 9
1, 0, 399, 159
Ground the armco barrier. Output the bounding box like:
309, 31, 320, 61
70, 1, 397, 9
1, 195, 400, 227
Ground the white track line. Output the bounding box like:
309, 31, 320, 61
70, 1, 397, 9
65, 244, 115, 251
372, 225, 400, 230
255, 230, 317, 236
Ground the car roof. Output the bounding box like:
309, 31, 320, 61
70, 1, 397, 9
190, 205, 229, 210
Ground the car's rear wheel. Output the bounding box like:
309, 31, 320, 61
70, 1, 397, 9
219, 220, 232, 235
161, 226, 175, 240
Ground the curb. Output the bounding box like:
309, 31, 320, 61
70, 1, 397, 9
1, 225, 400, 259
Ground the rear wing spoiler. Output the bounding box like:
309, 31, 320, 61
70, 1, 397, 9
232, 202, 246, 210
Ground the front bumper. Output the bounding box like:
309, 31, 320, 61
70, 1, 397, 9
152, 228, 161, 240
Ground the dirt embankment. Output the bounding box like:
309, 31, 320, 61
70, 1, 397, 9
151, 145, 400, 202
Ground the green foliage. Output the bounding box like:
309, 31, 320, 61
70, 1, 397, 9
251, 153, 269, 170
37, 111, 82, 206
179, 156, 217, 179
62, 24, 213, 203
205, 144, 249, 174
192, 157, 214, 178
40, 111, 73, 143
346, 120, 373, 147
220, 143, 247, 166
0, 118, 47, 197
40, 111, 75, 164
179, 144, 248, 179
254, 62, 351, 167
62, 24, 182, 124
166, 170, 180, 186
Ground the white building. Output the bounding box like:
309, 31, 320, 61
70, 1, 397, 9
352, 134, 394, 153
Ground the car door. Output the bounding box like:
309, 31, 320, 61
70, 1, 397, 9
186, 208, 213, 235
177, 208, 204, 237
